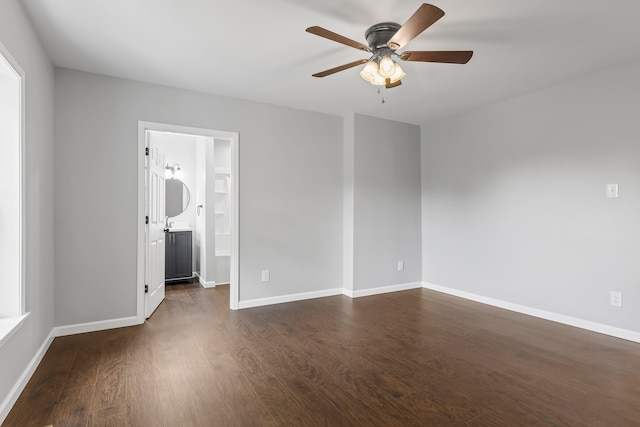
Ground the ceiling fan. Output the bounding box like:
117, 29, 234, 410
306, 3, 473, 89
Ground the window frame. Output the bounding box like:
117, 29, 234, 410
0, 40, 27, 348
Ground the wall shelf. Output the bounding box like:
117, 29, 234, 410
214, 164, 231, 250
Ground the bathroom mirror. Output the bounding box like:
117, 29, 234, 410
166, 179, 190, 218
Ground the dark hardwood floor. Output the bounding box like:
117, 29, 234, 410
4, 284, 640, 426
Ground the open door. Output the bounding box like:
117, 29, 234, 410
138, 121, 239, 319
145, 131, 166, 318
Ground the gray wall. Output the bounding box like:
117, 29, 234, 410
0, 0, 55, 411
54, 68, 343, 324
421, 60, 640, 332
353, 114, 422, 290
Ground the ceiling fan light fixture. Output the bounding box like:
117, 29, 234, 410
359, 60, 379, 83
389, 63, 406, 84
372, 72, 387, 86
378, 56, 395, 78
361, 56, 404, 86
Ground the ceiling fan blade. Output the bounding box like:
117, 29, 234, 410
400, 50, 473, 64
387, 4, 445, 50
385, 78, 402, 89
312, 59, 369, 78
306, 26, 370, 52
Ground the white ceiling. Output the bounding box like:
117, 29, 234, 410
20, 0, 640, 125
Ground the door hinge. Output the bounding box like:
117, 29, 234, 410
145, 147, 149, 156
145, 215, 149, 224
145, 285, 149, 293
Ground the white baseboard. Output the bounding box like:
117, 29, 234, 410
53, 316, 141, 337
239, 282, 424, 309
200, 282, 216, 288
344, 282, 423, 298
239, 288, 344, 309
200, 279, 216, 289
194, 273, 216, 288
0, 329, 55, 424
423, 282, 640, 344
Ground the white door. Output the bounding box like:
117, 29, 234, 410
145, 131, 166, 318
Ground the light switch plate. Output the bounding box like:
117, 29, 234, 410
606, 184, 619, 198
261, 270, 270, 282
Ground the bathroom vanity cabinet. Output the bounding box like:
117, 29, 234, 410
165, 230, 193, 282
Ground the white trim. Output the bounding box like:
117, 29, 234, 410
195, 273, 216, 288
0, 41, 26, 318
16, 48, 25, 317
229, 130, 239, 310
136, 123, 146, 324
239, 288, 344, 309
238, 282, 424, 309
344, 282, 423, 298
0, 313, 30, 349
53, 316, 140, 337
423, 282, 640, 344
137, 121, 240, 317
0, 329, 54, 424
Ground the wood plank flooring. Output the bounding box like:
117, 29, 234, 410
4, 284, 640, 426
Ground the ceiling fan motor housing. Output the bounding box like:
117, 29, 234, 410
365, 22, 401, 51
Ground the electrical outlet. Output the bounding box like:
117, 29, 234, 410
609, 291, 623, 307
261, 270, 270, 282
606, 184, 619, 198
397, 261, 404, 272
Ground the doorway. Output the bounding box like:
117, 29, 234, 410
136, 121, 239, 320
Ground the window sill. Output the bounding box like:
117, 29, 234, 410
0, 312, 30, 349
